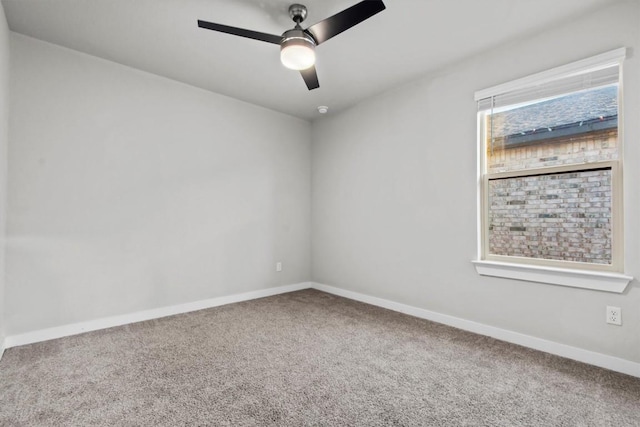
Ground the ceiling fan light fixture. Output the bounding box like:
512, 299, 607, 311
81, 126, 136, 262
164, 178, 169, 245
280, 30, 316, 70
198, 1, 386, 89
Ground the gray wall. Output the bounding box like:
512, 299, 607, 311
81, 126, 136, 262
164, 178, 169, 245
311, 0, 640, 363
6, 34, 311, 335
0, 3, 9, 348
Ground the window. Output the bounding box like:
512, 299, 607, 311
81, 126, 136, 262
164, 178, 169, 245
473, 48, 632, 292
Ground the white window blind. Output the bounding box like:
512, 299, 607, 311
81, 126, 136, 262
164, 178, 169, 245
477, 65, 620, 112
475, 47, 626, 111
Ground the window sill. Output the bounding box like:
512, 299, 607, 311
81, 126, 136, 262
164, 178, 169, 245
472, 260, 633, 293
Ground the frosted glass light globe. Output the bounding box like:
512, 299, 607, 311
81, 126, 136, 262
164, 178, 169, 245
281, 44, 316, 70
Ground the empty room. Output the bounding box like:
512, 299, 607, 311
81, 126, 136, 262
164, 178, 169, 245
0, 0, 639, 425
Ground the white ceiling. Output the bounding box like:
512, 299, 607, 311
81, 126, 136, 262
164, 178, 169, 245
1, 0, 619, 121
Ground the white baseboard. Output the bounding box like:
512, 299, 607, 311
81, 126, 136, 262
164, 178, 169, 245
4, 282, 311, 349
0, 337, 5, 362
4, 280, 638, 378
311, 282, 640, 378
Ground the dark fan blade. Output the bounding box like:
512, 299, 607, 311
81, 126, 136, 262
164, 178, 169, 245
198, 20, 282, 45
305, 1, 385, 45
300, 66, 320, 90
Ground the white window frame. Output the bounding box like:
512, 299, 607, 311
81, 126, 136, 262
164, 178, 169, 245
473, 48, 633, 293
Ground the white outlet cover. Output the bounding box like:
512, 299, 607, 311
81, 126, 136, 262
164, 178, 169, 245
606, 306, 622, 325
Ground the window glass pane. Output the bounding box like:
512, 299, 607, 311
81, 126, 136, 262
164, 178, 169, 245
488, 168, 612, 264
486, 84, 618, 174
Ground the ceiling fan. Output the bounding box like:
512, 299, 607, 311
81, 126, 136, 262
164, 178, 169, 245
197, 1, 386, 90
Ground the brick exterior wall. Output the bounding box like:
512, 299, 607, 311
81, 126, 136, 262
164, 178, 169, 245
486, 129, 616, 264
488, 169, 611, 264
487, 129, 618, 173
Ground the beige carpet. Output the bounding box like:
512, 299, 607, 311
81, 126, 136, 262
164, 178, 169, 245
1, 289, 639, 426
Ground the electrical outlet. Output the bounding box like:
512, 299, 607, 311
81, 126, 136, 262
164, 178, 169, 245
606, 306, 622, 325
276, 262, 282, 272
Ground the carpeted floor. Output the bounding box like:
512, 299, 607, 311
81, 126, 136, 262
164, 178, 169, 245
1, 289, 639, 426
